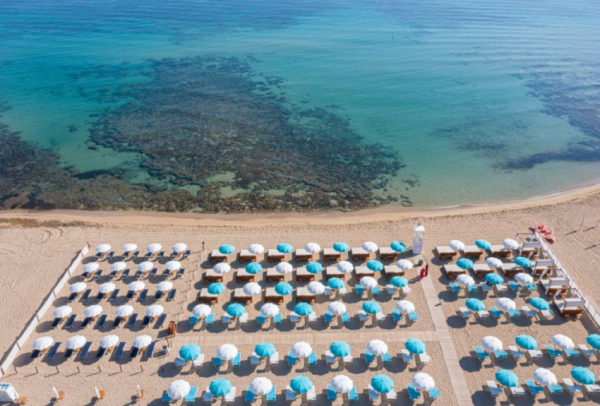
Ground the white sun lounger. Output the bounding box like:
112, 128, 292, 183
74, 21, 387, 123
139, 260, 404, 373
563, 379, 582, 395
486, 381, 503, 397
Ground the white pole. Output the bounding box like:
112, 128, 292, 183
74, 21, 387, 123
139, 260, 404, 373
137, 385, 142, 397
95, 386, 100, 398
53, 387, 60, 398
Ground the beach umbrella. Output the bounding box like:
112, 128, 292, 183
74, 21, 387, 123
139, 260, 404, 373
53, 306, 72, 319
363, 242, 379, 253
32, 336, 54, 351
305, 243, 321, 254
245, 263, 263, 275
515, 273, 534, 285
226, 303, 245, 318
412, 373, 435, 391
137, 261, 153, 272
496, 298, 516, 311
516, 335, 538, 350
294, 303, 313, 317
243, 282, 261, 296
515, 257, 532, 268
209, 379, 232, 398
457, 258, 473, 270
587, 334, 600, 350
456, 274, 475, 287
277, 243, 293, 254
122, 243, 137, 253
69, 282, 87, 293
255, 342, 276, 358
529, 297, 550, 311
110, 262, 126, 272
362, 301, 381, 314
84, 305, 103, 318
165, 261, 181, 271
115, 305, 133, 318
396, 260, 413, 271
371, 375, 394, 394
449, 240, 465, 251
156, 281, 173, 292
475, 240, 492, 250
275, 282, 293, 295
292, 342, 313, 358
98, 282, 115, 294
260, 303, 280, 318
146, 243, 161, 253
66, 335, 86, 350
337, 261, 354, 273
172, 243, 187, 253
327, 278, 345, 290
328, 301, 347, 315
391, 241, 407, 253
250, 377, 273, 396
275, 262, 293, 275
99, 335, 119, 349
213, 263, 231, 275
179, 344, 201, 361
466, 298, 485, 312
367, 340, 388, 356
208, 282, 225, 295
168, 380, 191, 400
486, 257, 503, 268
95, 244, 111, 254
503, 239, 519, 250
306, 262, 323, 274
396, 300, 415, 314
192, 304, 211, 318
83, 262, 99, 273
571, 367, 596, 385
552, 334, 575, 350
485, 273, 504, 285
145, 305, 164, 318
333, 242, 349, 253
217, 344, 238, 361
248, 244, 264, 255
290, 376, 313, 394
406, 339, 426, 355
534, 368, 557, 386
132, 335, 152, 349
331, 375, 353, 393
481, 336, 503, 352
360, 277, 378, 289
219, 244, 235, 255
390, 276, 408, 288
367, 260, 384, 272
330, 341, 351, 358
496, 370, 519, 387
307, 281, 325, 295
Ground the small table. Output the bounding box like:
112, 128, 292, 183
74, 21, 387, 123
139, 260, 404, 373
325, 267, 345, 280
197, 289, 219, 304
384, 265, 404, 279
296, 287, 316, 304
266, 267, 286, 283
239, 249, 258, 263
233, 288, 253, 304
204, 268, 223, 283
210, 250, 229, 264
267, 249, 286, 262
296, 267, 315, 282
264, 287, 284, 304
295, 249, 314, 263
463, 245, 483, 259
351, 248, 371, 262
323, 248, 341, 262
235, 268, 255, 283
355, 266, 375, 278
379, 247, 398, 261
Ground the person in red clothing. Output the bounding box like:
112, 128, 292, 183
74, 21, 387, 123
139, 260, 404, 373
420, 264, 429, 279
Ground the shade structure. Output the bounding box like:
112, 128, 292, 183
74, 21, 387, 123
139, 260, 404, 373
360, 277, 378, 289
32, 336, 54, 351
475, 240, 492, 250
147, 243, 162, 253
168, 380, 191, 400
362, 301, 381, 314
306, 262, 323, 274
83, 262, 99, 273
209, 379, 232, 397
331, 375, 353, 393
275, 282, 293, 296
213, 263, 231, 275
307, 281, 325, 295
481, 336, 503, 352
248, 244, 265, 255
290, 376, 313, 394
292, 342, 313, 358
226, 303, 246, 318
192, 304, 211, 318
277, 243, 293, 254
363, 242, 378, 253
208, 282, 225, 295
98, 282, 115, 294
260, 303, 280, 318
217, 344, 239, 361
367, 340, 388, 356
571, 367, 596, 385
110, 262, 127, 272
330, 341, 351, 358
165, 261, 181, 271
371, 374, 394, 394
69, 282, 87, 293
587, 334, 600, 350
115, 305, 133, 318
552, 334, 574, 350
327, 278, 345, 290
99, 335, 119, 349
466, 298, 485, 312
122, 243, 137, 252
172, 243, 187, 253
367, 260, 384, 272
145, 305, 164, 317
53, 306, 72, 319
516, 335, 538, 350
132, 335, 152, 348
456, 274, 475, 287
485, 257, 503, 268
457, 258, 474, 270
294, 303, 313, 317
137, 261, 153, 272
529, 297, 550, 311
95, 244, 111, 254
496, 370, 519, 387
333, 242, 349, 253
156, 281, 173, 292
503, 239, 519, 250
391, 241, 407, 253
250, 377, 273, 396
404, 339, 426, 355
275, 262, 293, 275
412, 373, 435, 391
219, 244, 235, 255
66, 335, 86, 350
337, 261, 354, 273
496, 298, 516, 311
515, 257, 532, 268
84, 305, 103, 318
485, 273, 504, 285
515, 273, 534, 285
328, 301, 347, 315
390, 276, 408, 288
534, 368, 557, 386
128, 281, 145, 292
305, 243, 321, 254
396, 300, 415, 314
243, 282, 261, 296
245, 263, 263, 275
179, 344, 201, 361
255, 342, 276, 358
449, 240, 465, 251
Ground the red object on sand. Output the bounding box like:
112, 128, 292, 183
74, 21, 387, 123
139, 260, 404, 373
535, 223, 555, 244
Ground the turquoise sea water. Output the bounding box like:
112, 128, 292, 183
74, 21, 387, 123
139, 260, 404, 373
1, 0, 600, 210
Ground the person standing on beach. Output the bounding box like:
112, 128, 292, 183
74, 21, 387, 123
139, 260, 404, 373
420, 264, 429, 279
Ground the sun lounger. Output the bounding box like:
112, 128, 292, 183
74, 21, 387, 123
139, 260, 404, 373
156, 313, 167, 328
408, 384, 421, 400
565, 348, 580, 358
177, 268, 185, 278
308, 351, 317, 366
126, 290, 135, 300
509, 386, 525, 397
31, 349, 41, 359
509, 281, 522, 292
285, 386, 296, 402
114, 342, 125, 359
122, 269, 130, 279
245, 387, 255, 403
549, 385, 563, 395
419, 353, 432, 364
348, 386, 358, 401
68, 292, 77, 302
113, 316, 123, 327
142, 316, 151, 327
184, 386, 198, 403
508, 309, 521, 319
365, 350, 375, 364
436, 246, 457, 260
46, 342, 61, 360
428, 388, 441, 400
79, 342, 92, 359
563, 378, 582, 395
509, 346, 524, 360
127, 314, 138, 327
210, 250, 229, 264
490, 307, 504, 318
584, 384, 600, 396
145, 342, 156, 359
463, 245, 483, 258
459, 307, 473, 319
168, 289, 177, 301
480, 282, 492, 293
64, 348, 74, 358
64, 314, 77, 329
474, 346, 489, 361
392, 310, 404, 322
81, 317, 92, 329
521, 305, 536, 318
477, 310, 490, 319
96, 314, 107, 329
287, 352, 297, 366
327, 385, 338, 401
527, 349, 543, 359
448, 282, 462, 294
486, 380, 503, 397
81, 289, 91, 301
526, 379, 543, 396
93, 270, 103, 280
267, 249, 286, 262
96, 346, 107, 358
51, 317, 62, 328
540, 309, 554, 319
579, 344, 597, 359
545, 345, 562, 359
409, 312, 419, 321
130, 347, 140, 358
232, 352, 242, 368
494, 350, 508, 359
108, 289, 120, 301
401, 349, 414, 364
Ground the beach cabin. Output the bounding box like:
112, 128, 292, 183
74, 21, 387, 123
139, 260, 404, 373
0, 383, 19, 402
532, 259, 555, 278
516, 233, 541, 258
540, 269, 569, 296
554, 290, 585, 318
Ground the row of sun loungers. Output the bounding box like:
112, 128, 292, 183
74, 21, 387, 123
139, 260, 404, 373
52, 313, 168, 331
82, 267, 186, 282
33, 340, 159, 361
98, 249, 191, 262
475, 343, 597, 364
210, 248, 396, 265
487, 378, 600, 399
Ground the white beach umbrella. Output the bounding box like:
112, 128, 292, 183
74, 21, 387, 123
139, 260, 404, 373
552, 334, 575, 350
132, 335, 152, 349
248, 244, 265, 255
367, 340, 388, 356
456, 274, 475, 287
481, 336, 503, 352
98, 282, 115, 294
165, 261, 181, 271
515, 273, 534, 285
111, 262, 127, 272
147, 243, 162, 253
307, 281, 325, 295
69, 282, 87, 293
122, 243, 137, 253
250, 377, 273, 396
275, 262, 293, 275
115, 305, 134, 318
99, 335, 119, 349
192, 304, 212, 318
84, 305, 103, 318
331, 375, 354, 394
66, 335, 86, 350
95, 244, 111, 254
260, 303, 280, 318
305, 243, 321, 254
449, 240, 465, 251
396, 260, 413, 271
328, 301, 347, 315
363, 242, 379, 253
496, 298, 516, 312
412, 373, 436, 391
292, 342, 313, 358
128, 281, 145, 292
217, 344, 239, 361
172, 243, 187, 253
156, 281, 173, 292
503, 239, 520, 250
214, 263, 231, 275
396, 300, 415, 314
83, 262, 99, 273
137, 261, 153, 272
243, 282, 262, 296
534, 368, 558, 386
360, 276, 378, 289
53, 306, 72, 319
167, 380, 191, 400
485, 257, 503, 268
33, 336, 54, 351
145, 305, 164, 318
337, 261, 354, 273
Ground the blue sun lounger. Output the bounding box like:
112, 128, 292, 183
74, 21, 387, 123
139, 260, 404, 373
68, 292, 77, 302
429, 388, 441, 400
142, 316, 151, 327
81, 289, 91, 302
266, 386, 276, 402
156, 313, 167, 328
327, 386, 337, 401
408, 384, 421, 400
549, 385, 563, 395
64, 314, 77, 329
46, 342, 61, 360
349, 386, 358, 401
545, 345, 562, 359
139, 289, 148, 301
408, 312, 419, 321
130, 347, 140, 358
185, 386, 198, 403
287, 352, 297, 366
392, 310, 404, 321
79, 342, 92, 359
167, 289, 177, 301
108, 289, 120, 301
245, 387, 256, 403
475, 346, 489, 361
365, 350, 375, 363
114, 342, 126, 359
145, 342, 156, 359
308, 351, 317, 366
96, 346, 107, 358
81, 317, 92, 329
526, 380, 543, 396
212, 357, 223, 367
31, 349, 41, 358
95, 314, 107, 329
449, 283, 462, 294
113, 316, 123, 327
127, 314, 138, 327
